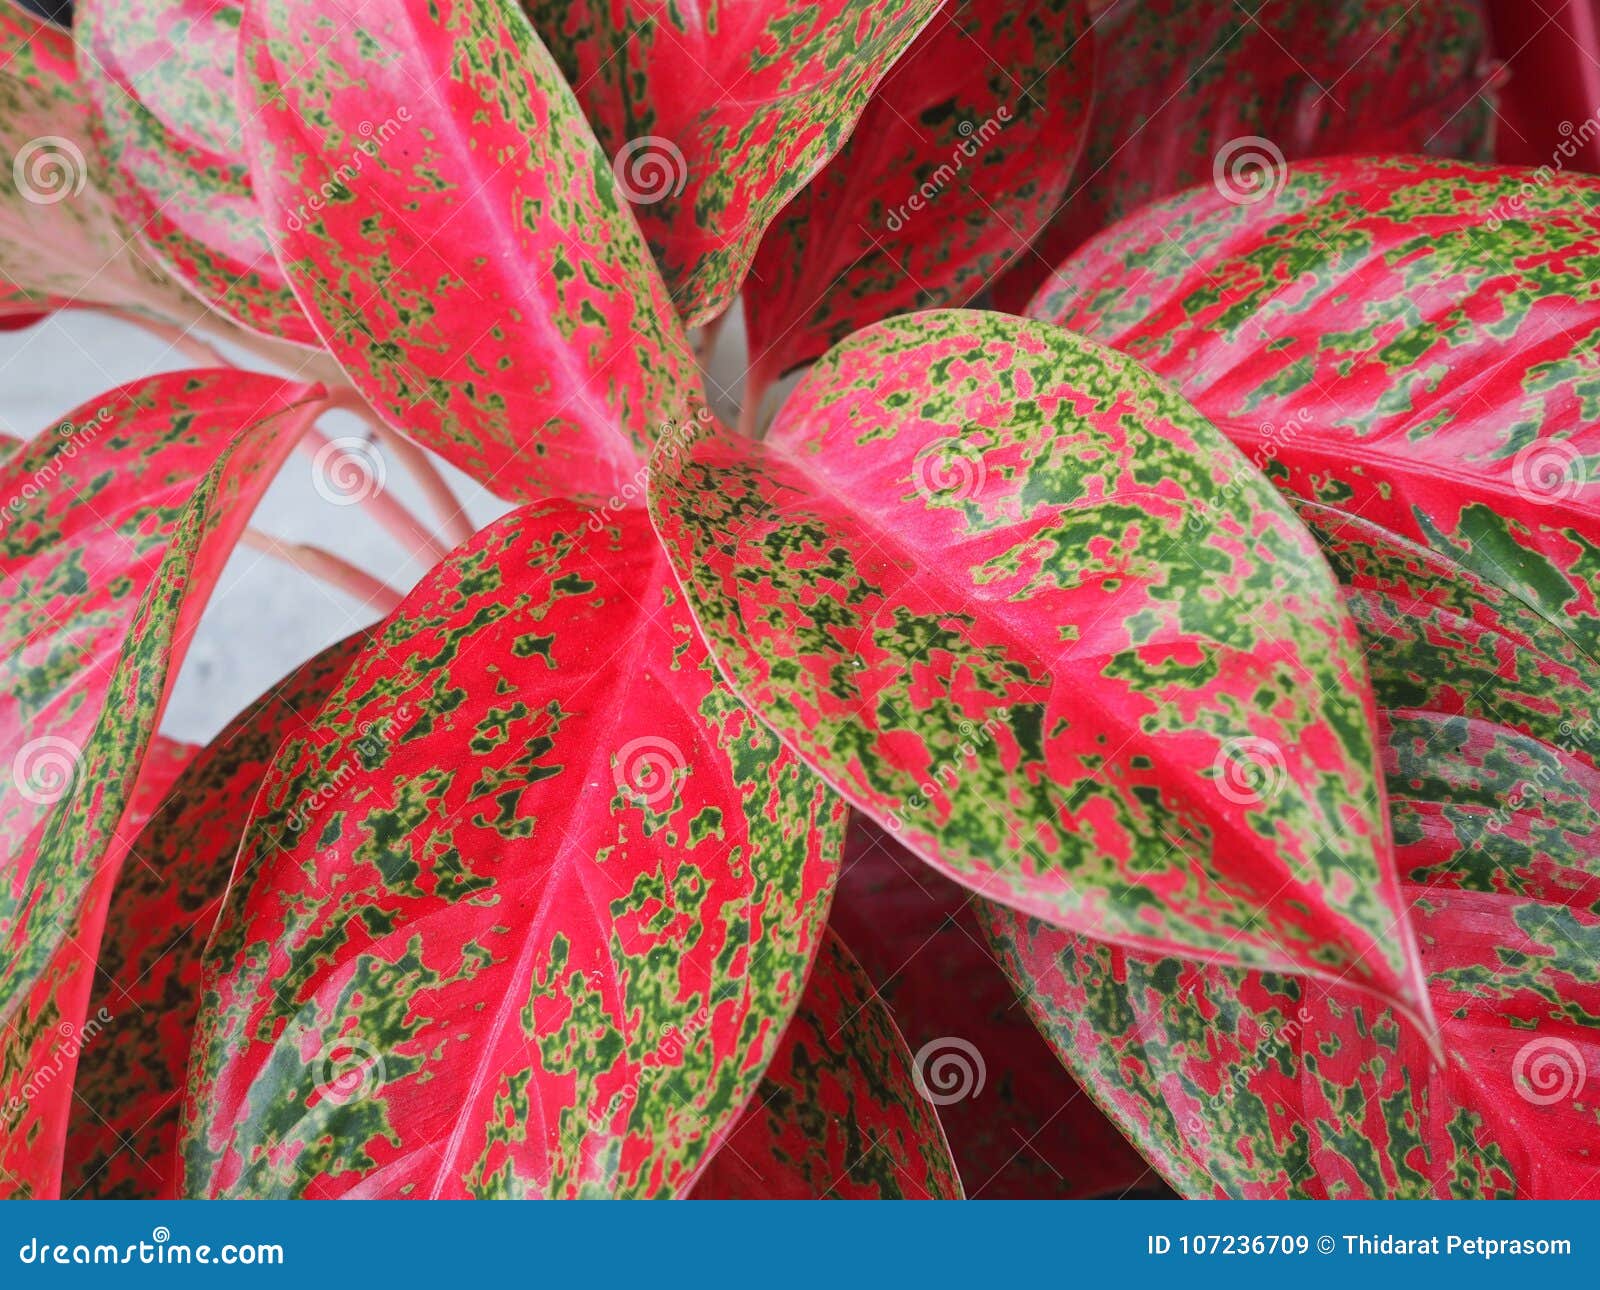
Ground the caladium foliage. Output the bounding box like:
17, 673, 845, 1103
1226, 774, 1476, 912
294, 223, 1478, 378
742, 0, 1093, 399
996, 0, 1495, 307
692, 930, 962, 1200
527, 0, 944, 325
0, 370, 327, 1022
62, 636, 366, 1200
183, 503, 844, 1199
649, 308, 1429, 1024
1033, 156, 1600, 663
240, 0, 699, 503
74, 0, 317, 344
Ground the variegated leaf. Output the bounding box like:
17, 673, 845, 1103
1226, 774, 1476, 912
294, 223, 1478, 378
240, 0, 698, 503
526, 0, 943, 325
742, 0, 1093, 399
647, 308, 1430, 1023
182, 503, 844, 1198
692, 930, 962, 1199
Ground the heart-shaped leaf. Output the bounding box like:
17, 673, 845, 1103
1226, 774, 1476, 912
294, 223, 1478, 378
0, 735, 192, 1199
1033, 156, 1600, 662
527, 0, 943, 325
692, 929, 961, 1199
75, 0, 317, 344
742, 0, 1093, 398
995, 0, 1494, 308
0, 370, 328, 1024
182, 502, 844, 1198
61, 636, 366, 1200
648, 308, 1429, 1024
828, 815, 1159, 1197
240, 0, 698, 503
986, 515, 1600, 1197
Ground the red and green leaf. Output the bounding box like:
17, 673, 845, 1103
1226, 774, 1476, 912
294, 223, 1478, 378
828, 816, 1158, 1197
526, 0, 943, 325
182, 503, 844, 1198
61, 636, 366, 1200
692, 930, 962, 1199
996, 0, 1495, 308
74, 0, 317, 344
1034, 156, 1600, 663
0, 370, 328, 1025
986, 514, 1600, 1197
0, 735, 192, 1199
647, 307, 1429, 1024
742, 0, 1093, 397
239, 0, 698, 503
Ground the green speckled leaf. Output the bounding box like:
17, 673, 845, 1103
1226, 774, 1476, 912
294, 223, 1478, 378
693, 930, 962, 1199
240, 0, 698, 503
61, 636, 366, 1199
648, 307, 1430, 1025
182, 503, 844, 1198
526, 0, 943, 325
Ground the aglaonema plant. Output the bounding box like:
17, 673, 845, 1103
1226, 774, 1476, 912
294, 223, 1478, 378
0, 0, 1595, 1200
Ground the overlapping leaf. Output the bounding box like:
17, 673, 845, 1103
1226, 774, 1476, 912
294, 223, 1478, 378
692, 930, 961, 1199
75, 0, 316, 344
648, 307, 1429, 1023
240, 0, 699, 503
526, 0, 943, 325
987, 515, 1600, 1197
182, 503, 844, 1198
1034, 156, 1600, 662
828, 816, 1157, 1198
0, 735, 191, 1198
0, 370, 328, 1026
995, 0, 1494, 308
0, 2, 198, 321
61, 637, 365, 1199
742, 0, 1093, 400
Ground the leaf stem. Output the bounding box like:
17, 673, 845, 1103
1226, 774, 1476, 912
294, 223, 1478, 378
239, 528, 405, 614
294, 428, 452, 567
